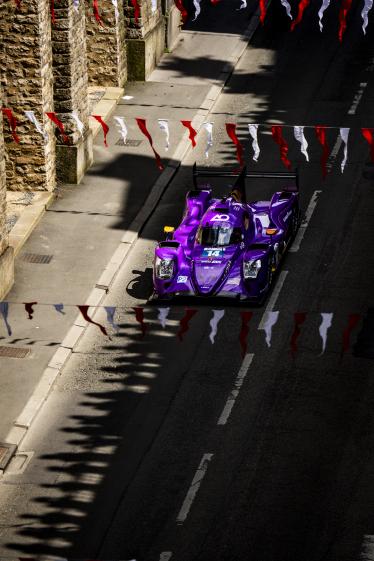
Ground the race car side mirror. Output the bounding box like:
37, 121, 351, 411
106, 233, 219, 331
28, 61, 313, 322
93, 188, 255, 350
266, 228, 278, 236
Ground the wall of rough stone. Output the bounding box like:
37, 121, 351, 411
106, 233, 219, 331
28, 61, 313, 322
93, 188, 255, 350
0, 0, 56, 192
0, 96, 7, 256
52, 0, 89, 142
125, 0, 161, 39
85, 0, 127, 87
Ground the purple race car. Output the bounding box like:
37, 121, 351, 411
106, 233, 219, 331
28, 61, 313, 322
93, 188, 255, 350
153, 165, 300, 303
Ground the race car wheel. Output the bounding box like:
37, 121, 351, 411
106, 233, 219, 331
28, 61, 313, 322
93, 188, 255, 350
290, 208, 300, 238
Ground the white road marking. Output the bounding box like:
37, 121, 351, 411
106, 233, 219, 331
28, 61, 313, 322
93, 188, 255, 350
176, 453, 213, 524
258, 270, 289, 329
326, 135, 343, 172
289, 190, 322, 253
348, 82, 367, 115
159, 552, 173, 560
217, 353, 254, 425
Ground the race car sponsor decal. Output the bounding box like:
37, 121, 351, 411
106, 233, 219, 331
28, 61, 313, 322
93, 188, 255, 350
226, 277, 241, 285
202, 248, 224, 258
283, 210, 292, 222
177, 275, 188, 283
211, 214, 230, 221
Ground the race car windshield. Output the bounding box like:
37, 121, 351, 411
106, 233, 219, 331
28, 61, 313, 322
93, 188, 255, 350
197, 225, 242, 246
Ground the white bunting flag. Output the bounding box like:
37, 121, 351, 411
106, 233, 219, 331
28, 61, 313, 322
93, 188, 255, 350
209, 309, 225, 344
260, 311, 279, 348
294, 126, 309, 162
25, 110, 49, 143
280, 0, 292, 19
318, 0, 331, 31
192, 0, 201, 19
114, 116, 128, 144
340, 127, 349, 173
70, 111, 85, 138
151, 0, 157, 12
73, 0, 79, 11
361, 0, 373, 34
319, 312, 333, 354
158, 307, 170, 328
237, 0, 247, 10
248, 124, 260, 162
158, 119, 170, 151
202, 122, 213, 158
111, 0, 119, 19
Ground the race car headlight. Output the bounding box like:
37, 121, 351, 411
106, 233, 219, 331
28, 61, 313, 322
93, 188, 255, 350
155, 257, 175, 280
243, 259, 262, 279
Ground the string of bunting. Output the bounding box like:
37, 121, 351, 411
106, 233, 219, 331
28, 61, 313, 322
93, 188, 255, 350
0, 302, 362, 359
2, 108, 374, 178
10, 0, 373, 40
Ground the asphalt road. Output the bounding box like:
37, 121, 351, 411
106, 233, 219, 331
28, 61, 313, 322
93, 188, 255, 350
1, 2, 374, 560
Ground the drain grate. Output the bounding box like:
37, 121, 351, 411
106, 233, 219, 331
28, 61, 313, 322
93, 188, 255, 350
116, 138, 142, 147
0, 444, 17, 471
22, 253, 53, 264
0, 346, 30, 358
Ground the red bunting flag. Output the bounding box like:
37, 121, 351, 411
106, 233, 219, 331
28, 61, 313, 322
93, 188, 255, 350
338, 0, 353, 42
211, 0, 220, 4
174, 0, 188, 23
14, 0, 21, 8
290, 312, 307, 358
77, 305, 110, 337
290, 0, 310, 31
271, 125, 292, 170
1, 108, 20, 144
24, 302, 38, 320
46, 112, 70, 144
93, 0, 104, 25
177, 308, 197, 341
315, 125, 330, 179
136, 118, 164, 171
91, 115, 109, 147
226, 123, 244, 168
181, 120, 198, 148
50, 0, 55, 24
133, 307, 147, 338
362, 128, 374, 162
131, 0, 141, 24
341, 313, 361, 357
239, 311, 253, 358
259, 0, 267, 24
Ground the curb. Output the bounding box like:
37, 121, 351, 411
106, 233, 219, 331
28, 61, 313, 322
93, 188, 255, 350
4, 8, 264, 452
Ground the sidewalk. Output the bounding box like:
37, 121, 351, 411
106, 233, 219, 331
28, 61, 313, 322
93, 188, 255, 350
0, 0, 259, 448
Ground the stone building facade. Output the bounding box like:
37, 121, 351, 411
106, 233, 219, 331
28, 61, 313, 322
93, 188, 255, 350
0, 0, 178, 298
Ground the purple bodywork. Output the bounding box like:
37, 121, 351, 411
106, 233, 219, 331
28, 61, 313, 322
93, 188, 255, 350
153, 168, 300, 303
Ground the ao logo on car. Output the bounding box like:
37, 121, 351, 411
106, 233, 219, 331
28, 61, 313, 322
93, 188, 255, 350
211, 214, 230, 221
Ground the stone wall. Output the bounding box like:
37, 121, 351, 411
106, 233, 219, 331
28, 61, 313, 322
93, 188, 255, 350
125, 0, 161, 39
0, 97, 7, 256
0, 0, 56, 192
52, 0, 93, 183
125, 0, 165, 80
85, 0, 127, 87
0, 88, 14, 301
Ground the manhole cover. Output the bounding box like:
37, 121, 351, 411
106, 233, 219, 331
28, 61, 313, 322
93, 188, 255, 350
22, 253, 53, 264
0, 443, 17, 471
0, 346, 30, 358
116, 138, 142, 147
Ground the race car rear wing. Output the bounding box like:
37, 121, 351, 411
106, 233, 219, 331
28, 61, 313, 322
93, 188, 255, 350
192, 163, 299, 193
